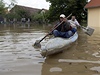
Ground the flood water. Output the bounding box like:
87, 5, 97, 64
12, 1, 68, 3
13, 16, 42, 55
0, 24, 100, 75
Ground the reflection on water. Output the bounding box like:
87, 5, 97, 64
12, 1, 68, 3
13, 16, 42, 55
0, 24, 100, 75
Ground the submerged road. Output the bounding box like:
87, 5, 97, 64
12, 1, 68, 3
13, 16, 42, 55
0, 24, 100, 75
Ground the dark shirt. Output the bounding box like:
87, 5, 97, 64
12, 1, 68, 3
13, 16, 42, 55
56, 21, 71, 32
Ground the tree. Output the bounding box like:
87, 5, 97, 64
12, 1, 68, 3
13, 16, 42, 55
31, 9, 49, 24
5, 5, 32, 22
46, 0, 87, 23
5, 0, 17, 9
5, 13, 19, 21
16, 9, 30, 19
0, 0, 6, 15
0, 0, 16, 15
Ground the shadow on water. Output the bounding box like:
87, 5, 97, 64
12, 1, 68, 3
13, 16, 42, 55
0, 24, 100, 75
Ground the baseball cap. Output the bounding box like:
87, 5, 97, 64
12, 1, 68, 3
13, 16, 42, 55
60, 14, 66, 18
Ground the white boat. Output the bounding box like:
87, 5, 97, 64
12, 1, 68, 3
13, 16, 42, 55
41, 32, 78, 57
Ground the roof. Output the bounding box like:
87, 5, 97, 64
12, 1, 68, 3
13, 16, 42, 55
85, 0, 100, 8
10, 5, 48, 15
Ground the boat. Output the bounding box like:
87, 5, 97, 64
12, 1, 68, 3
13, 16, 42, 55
40, 32, 78, 57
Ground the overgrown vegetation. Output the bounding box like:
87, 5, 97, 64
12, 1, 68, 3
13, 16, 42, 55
46, 0, 87, 23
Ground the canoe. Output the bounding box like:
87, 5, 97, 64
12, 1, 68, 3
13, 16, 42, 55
41, 32, 78, 57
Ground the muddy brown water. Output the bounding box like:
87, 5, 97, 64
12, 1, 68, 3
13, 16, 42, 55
0, 24, 100, 75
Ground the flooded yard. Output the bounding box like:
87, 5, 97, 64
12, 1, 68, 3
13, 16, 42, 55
0, 24, 100, 75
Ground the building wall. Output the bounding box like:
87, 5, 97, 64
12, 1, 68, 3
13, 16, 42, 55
88, 7, 100, 27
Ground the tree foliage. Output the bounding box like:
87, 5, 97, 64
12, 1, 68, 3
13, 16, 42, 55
0, 0, 16, 16
5, 5, 31, 21
0, 0, 6, 15
46, 0, 87, 23
5, 13, 20, 21
16, 9, 30, 19
31, 11, 49, 24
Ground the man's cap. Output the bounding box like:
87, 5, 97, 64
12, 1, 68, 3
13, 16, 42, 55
60, 14, 66, 18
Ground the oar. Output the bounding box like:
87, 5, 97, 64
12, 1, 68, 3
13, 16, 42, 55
69, 21, 94, 36
80, 26, 94, 36
34, 21, 64, 47
34, 13, 72, 47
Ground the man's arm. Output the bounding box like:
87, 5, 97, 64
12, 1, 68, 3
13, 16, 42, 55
75, 19, 80, 27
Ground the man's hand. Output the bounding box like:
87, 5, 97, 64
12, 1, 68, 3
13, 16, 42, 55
63, 18, 67, 22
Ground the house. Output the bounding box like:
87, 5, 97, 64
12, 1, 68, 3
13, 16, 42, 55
9, 5, 47, 22
85, 0, 100, 27
10, 5, 42, 15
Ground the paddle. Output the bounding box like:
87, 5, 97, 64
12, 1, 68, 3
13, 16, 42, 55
80, 26, 94, 36
69, 21, 94, 36
34, 21, 64, 47
34, 13, 72, 47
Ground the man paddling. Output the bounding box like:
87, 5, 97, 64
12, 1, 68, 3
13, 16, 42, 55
52, 14, 77, 38
68, 16, 80, 29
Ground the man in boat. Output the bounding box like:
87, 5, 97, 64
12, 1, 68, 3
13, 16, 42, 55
68, 16, 80, 29
51, 14, 77, 38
